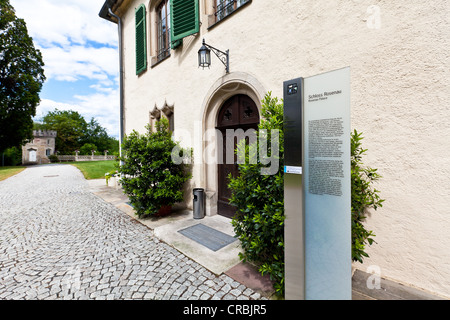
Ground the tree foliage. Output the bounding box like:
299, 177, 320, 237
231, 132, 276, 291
0, 0, 45, 152
41, 109, 87, 154
82, 118, 118, 154
79, 143, 98, 156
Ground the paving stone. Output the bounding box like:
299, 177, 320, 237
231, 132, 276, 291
211, 291, 225, 300
222, 293, 236, 300
221, 283, 232, 293
230, 288, 243, 296
200, 292, 212, 300
0, 165, 263, 301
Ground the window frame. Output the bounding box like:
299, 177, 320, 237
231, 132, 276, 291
156, 0, 171, 63
214, 0, 236, 22
209, 0, 252, 28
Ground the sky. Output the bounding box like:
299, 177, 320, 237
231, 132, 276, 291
10, 0, 120, 138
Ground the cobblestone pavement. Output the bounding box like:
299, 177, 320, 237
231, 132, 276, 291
0, 165, 264, 300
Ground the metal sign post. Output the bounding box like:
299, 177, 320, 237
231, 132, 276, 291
284, 67, 351, 300
283, 77, 305, 300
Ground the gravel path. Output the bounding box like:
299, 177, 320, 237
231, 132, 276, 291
0, 164, 262, 300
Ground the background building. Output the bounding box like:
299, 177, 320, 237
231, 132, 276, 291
22, 130, 57, 165
100, 0, 450, 298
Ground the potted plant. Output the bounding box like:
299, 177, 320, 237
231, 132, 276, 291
118, 118, 191, 218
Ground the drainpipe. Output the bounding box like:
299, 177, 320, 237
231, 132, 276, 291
107, 7, 124, 165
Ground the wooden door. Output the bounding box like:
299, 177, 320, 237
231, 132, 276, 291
216, 95, 259, 218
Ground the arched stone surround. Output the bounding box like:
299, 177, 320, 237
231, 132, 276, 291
199, 72, 266, 216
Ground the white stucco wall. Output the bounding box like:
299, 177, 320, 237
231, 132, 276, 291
114, 0, 450, 298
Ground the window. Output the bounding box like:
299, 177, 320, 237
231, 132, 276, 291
150, 103, 174, 132
46, 149, 51, 156
214, 0, 250, 22
156, 0, 171, 62
135, 4, 147, 75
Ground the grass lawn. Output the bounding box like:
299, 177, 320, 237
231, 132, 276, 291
0, 166, 26, 182
65, 160, 117, 180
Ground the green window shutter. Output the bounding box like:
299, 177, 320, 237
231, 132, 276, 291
135, 4, 147, 75
170, 0, 200, 43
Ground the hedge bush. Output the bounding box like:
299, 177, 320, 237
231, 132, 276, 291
351, 130, 384, 263
117, 118, 191, 218
228, 92, 285, 296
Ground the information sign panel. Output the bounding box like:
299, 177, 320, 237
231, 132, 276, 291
303, 67, 351, 299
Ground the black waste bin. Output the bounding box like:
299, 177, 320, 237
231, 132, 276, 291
193, 188, 205, 219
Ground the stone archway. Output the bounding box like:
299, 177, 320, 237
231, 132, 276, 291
200, 72, 266, 216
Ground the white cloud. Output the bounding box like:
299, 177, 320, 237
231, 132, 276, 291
40, 45, 118, 82
10, 0, 120, 137
11, 0, 119, 82
11, 0, 117, 48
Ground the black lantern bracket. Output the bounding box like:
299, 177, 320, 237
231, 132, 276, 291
199, 38, 230, 73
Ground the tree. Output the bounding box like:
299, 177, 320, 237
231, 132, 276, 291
41, 109, 88, 154
79, 143, 97, 155
0, 0, 45, 152
82, 118, 112, 153
105, 137, 120, 156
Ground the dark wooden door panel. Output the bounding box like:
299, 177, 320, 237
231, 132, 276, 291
216, 95, 259, 218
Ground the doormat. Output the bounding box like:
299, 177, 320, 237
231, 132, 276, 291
178, 224, 237, 252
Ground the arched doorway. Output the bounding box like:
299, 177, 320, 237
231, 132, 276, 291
216, 94, 260, 218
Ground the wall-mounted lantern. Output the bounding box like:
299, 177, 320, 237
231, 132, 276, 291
198, 39, 229, 73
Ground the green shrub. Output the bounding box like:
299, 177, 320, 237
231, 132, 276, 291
48, 154, 59, 163
351, 130, 384, 263
228, 92, 285, 296
79, 143, 97, 155
1, 147, 22, 166
117, 118, 191, 218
